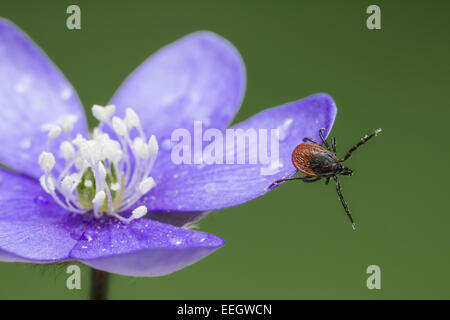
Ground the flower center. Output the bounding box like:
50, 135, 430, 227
38, 105, 158, 223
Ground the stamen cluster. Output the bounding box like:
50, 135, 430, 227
38, 105, 158, 222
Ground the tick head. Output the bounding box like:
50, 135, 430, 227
336, 164, 353, 176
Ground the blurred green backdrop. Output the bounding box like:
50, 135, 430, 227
0, 0, 449, 299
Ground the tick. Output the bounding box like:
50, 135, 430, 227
268, 128, 382, 230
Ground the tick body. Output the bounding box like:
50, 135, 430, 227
269, 128, 382, 230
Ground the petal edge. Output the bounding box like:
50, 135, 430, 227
71, 217, 224, 277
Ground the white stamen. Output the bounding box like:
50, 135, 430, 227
112, 117, 127, 136
39, 175, 54, 193
72, 134, 86, 147
61, 176, 74, 193
111, 182, 121, 191
98, 162, 107, 178
62, 117, 74, 134
92, 104, 115, 122
48, 125, 61, 139
38, 152, 55, 172
60, 141, 75, 161
139, 177, 156, 194
92, 190, 106, 206
133, 137, 150, 159
75, 157, 87, 171
79, 140, 102, 162
70, 173, 81, 191
102, 138, 122, 163
37, 106, 158, 222
124, 108, 140, 129
131, 205, 147, 219
105, 105, 116, 117
148, 135, 159, 158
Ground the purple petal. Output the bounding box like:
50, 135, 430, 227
0, 248, 30, 262
110, 31, 245, 137
70, 217, 224, 277
0, 168, 87, 262
139, 93, 337, 211
0, 19, 87, 179
109, 31, 245, 181
148, 211, 210, 228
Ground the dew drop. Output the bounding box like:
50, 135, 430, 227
60, 87, 73, 100
19, 137, 32, 150
170, 237, 184, 246
80, 231, 94, 242
14, 75, 31, 93
161, 138, 172, 151
34, 195, 49, 205
192, 232, 207, 243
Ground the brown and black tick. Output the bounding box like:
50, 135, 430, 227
268, 128, 382, 230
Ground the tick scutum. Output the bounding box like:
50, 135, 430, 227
309, 150, 338, 177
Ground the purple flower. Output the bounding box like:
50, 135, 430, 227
0, 18, 337, 277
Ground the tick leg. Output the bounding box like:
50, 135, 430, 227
325, 177, 330, 185
333, 176, 356, 230
340, 128, 382, 162
302, 137, 320, 145
268, 176, 318, 189
331, 137, 336, 154
302, 177, 321, 183
319, 128, 330, 149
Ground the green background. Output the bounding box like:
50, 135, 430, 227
0, 0, 449, 299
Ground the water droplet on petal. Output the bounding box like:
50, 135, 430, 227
80, 231, 94, 242
161, 138, 172, 151
60, 87, 73, 100
34, 195, 49, 205
19, 137, 31, 150
170, 237, 184, 246
192, 232, 207, 243
15, 75, 32, 93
